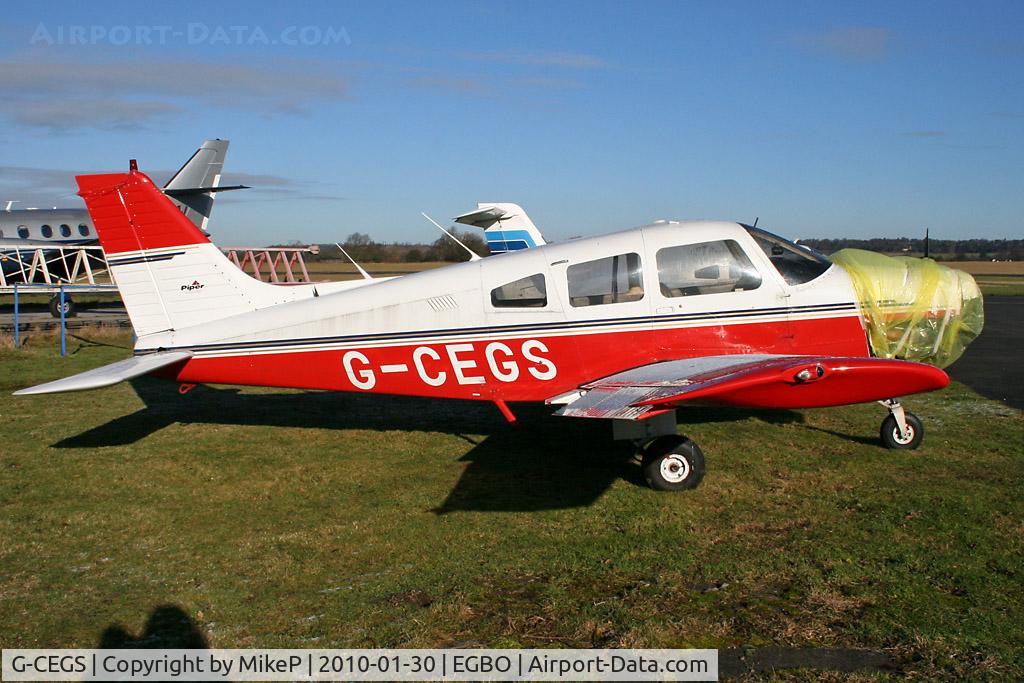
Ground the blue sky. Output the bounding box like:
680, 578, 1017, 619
1, 0, 1021, 244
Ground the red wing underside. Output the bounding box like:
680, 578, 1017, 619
551, 354, 949, 420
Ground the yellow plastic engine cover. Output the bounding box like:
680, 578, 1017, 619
830, 249, 984, 369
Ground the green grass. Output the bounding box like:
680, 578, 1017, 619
980, 284, 1024, 297
1, 335, 1022, 679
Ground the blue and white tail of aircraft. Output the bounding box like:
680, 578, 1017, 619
454, 203, 546, 254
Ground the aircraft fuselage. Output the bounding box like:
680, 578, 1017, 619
141, 221, 869, 403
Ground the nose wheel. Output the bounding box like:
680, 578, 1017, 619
879, 399, 924, 449
640, 435, 706, 491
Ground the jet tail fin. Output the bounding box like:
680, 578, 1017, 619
163, 139, 240, 232
454, 202, 546, 254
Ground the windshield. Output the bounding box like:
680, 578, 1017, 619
742, 225, 831, 285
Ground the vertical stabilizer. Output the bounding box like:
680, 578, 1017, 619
162, 139, 236, 232
454, 202, 546, 254
77, 167, 303, 337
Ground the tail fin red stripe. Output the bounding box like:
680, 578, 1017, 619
76, 170, 211, 255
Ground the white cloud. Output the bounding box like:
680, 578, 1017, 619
0, 59, 351, 130
461, 49, 609, 69
792, 27, 894, 62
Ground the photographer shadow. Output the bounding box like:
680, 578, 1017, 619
98, 604, 207, 649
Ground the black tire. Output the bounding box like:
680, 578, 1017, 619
641, 435, 706, 491
880, 412, 924, 450
48, 295, 77, 318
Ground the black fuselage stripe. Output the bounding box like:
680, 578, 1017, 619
108, 251, 185, 266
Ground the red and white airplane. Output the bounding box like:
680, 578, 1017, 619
16, 162, 978, 491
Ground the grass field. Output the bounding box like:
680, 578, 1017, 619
303, 260, 449, 278
1, 334, 1021, 679
945, 261, 1024, 297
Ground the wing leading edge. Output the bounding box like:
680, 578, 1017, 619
551, 355, 949, 420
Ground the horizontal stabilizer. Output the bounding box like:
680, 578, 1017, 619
13, 350, 192, 395
552, 355, 949, 419
163, 185, 249, 197
453, 205, 509, 227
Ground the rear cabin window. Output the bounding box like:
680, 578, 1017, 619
744, 226, 831, 285
78, 224, 90, 236
41, 224, 53, 238
656, 240, 762, 297
491, 273, 547, 308
18, 226, 30, 239
567, 252, 644, 307
59, 224, 71, 237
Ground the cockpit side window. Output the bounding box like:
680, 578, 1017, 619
567, 252, 644, 307
656, 240, 762, 297
744, 225, 831, 285
491, 273, 547, 308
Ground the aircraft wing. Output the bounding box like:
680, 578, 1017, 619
13, 351, 193, 395
551, 355, 949, 420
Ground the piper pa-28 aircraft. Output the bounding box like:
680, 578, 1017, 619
15, 161, 984, 491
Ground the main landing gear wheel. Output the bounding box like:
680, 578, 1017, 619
641, 435, 706, 491
880, 411, 924, 450
48, 295, 77, 318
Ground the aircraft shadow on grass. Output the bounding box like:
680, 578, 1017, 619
53, 378, 805, 512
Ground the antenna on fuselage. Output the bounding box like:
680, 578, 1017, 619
752, 216, 759, 228
924, 228, 930, 259
334, 242, 373, 280
420, 212, 482, 261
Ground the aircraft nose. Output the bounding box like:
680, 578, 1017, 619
830, 249, 984, 368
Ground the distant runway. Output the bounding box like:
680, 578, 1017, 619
0, 304, 129, 334
947, 296, 1023, 410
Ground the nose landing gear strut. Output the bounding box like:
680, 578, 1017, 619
879, 399, 924, 449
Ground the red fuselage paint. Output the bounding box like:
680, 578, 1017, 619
168, 314, 869, 403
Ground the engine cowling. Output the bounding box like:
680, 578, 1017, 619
830, 249, 984, 369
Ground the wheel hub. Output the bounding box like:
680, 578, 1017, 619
892, 424, 915, 445
660, 454, 691, 484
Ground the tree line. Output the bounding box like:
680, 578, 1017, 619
308, 230, 490, 263
800, 237, 1022, 261
287, 233, 1021, 263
